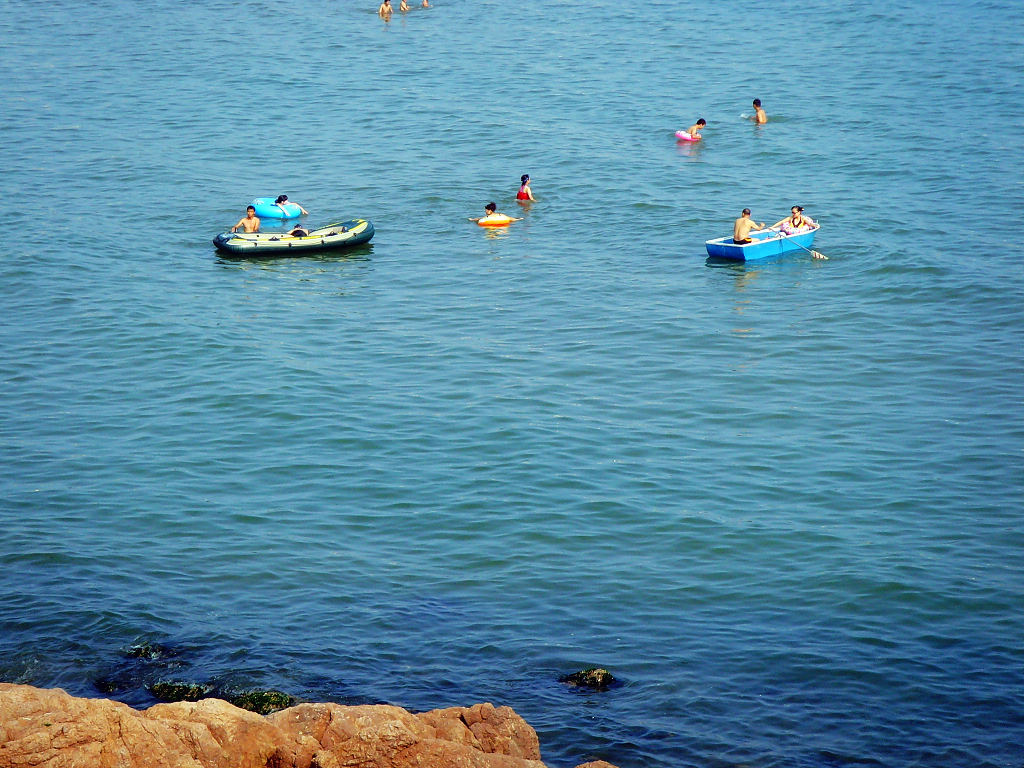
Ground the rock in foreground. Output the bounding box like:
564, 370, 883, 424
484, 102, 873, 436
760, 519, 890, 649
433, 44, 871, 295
0, 683, 617, 768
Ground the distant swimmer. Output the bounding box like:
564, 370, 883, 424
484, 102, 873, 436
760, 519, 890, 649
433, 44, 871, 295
379, 0, 393, 19
275, 194, 309, 215
771, 205, 816, 235
733, 208, 765, 244
400, 0, 410, 11
516, 174, 536, 202
231, 206, 260, 233
422, 0, 430, 6
679, 118, 706, 140
471, 202, 523, 226
752, 98, 767, 124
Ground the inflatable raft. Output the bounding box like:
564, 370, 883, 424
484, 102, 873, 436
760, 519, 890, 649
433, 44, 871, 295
251, 197, 304, 219
213, 219, 374, 257
675, 130, 701, 142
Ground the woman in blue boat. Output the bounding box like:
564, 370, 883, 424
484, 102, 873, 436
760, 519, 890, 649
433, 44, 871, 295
772, 205, 816, 235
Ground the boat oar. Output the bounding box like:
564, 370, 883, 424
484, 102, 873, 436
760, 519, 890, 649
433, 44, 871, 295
767, 227, 828, 260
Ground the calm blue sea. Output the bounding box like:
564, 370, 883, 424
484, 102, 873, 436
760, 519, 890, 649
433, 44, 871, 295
2, 0, 1023, 766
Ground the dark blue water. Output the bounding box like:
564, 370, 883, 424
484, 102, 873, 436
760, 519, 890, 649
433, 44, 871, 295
2, 0, 1023, 766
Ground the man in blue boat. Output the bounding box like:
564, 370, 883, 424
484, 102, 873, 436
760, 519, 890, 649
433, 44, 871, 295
231, 206, 260, 233
733, 208, 766, 244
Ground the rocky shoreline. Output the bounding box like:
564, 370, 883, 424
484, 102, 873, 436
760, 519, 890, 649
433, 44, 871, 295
0, 683, 619, 768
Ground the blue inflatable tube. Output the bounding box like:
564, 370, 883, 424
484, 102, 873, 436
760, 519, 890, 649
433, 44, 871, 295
251, 197, 304, 219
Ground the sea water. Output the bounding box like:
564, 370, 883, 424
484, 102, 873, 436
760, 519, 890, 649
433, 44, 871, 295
1, 0, 1023, 766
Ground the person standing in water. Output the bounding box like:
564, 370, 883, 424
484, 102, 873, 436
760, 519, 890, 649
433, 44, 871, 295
378, 0, 393, 19
231, 206, 260, 233
516, 174, 536, 202
751, 99, 767, 124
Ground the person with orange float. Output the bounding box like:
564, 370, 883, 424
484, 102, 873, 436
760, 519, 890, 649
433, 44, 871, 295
471, 202, 523, 227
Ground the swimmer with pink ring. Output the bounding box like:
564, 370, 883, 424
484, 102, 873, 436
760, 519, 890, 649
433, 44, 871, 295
676, 118, 706, 141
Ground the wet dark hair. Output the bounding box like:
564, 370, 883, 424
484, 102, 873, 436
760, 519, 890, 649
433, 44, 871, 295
742, 208, 751, 215
520, 174, 530, 184
753, 99, 761, 107
697, 118, 706, 126
792, 205, 804, 212
485, 202, 496, 212
275, 195, 288, 204
247, 205, 256, 212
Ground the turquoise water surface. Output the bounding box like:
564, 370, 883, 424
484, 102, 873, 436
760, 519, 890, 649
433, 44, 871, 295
2, 1, 1023, 766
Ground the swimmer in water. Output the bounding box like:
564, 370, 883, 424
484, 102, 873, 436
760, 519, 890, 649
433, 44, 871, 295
274, 194, 309, 215
400, 0, 410, 11
378, 0, 393, 19
516, 174, 536, 202
751, 98, 767, 124
682, 118, 706, 139
471, 202, 523, 224
231, 206, 260, 233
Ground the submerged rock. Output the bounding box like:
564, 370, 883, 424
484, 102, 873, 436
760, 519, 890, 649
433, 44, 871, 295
124, 640, 178, 660
559, 668, 617, 690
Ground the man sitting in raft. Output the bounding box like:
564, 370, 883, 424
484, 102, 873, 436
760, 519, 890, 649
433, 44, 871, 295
683, 118, 706, 139
289, 225, 309, 237
733, 208, 766, 244
471, 202, 523, 225
231, 206, 260, 233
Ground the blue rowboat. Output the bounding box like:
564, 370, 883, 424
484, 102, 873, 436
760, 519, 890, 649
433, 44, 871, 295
705, 226, 819, 261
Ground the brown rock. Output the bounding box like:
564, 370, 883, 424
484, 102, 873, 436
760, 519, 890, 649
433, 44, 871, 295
0, 683, 617, 768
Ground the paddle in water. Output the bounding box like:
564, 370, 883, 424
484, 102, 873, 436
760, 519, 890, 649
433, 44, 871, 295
768, 228, 828, 260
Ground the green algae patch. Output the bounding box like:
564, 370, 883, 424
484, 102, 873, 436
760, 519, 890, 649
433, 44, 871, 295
148, 681, 213, 702
227, 689, 295, 715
